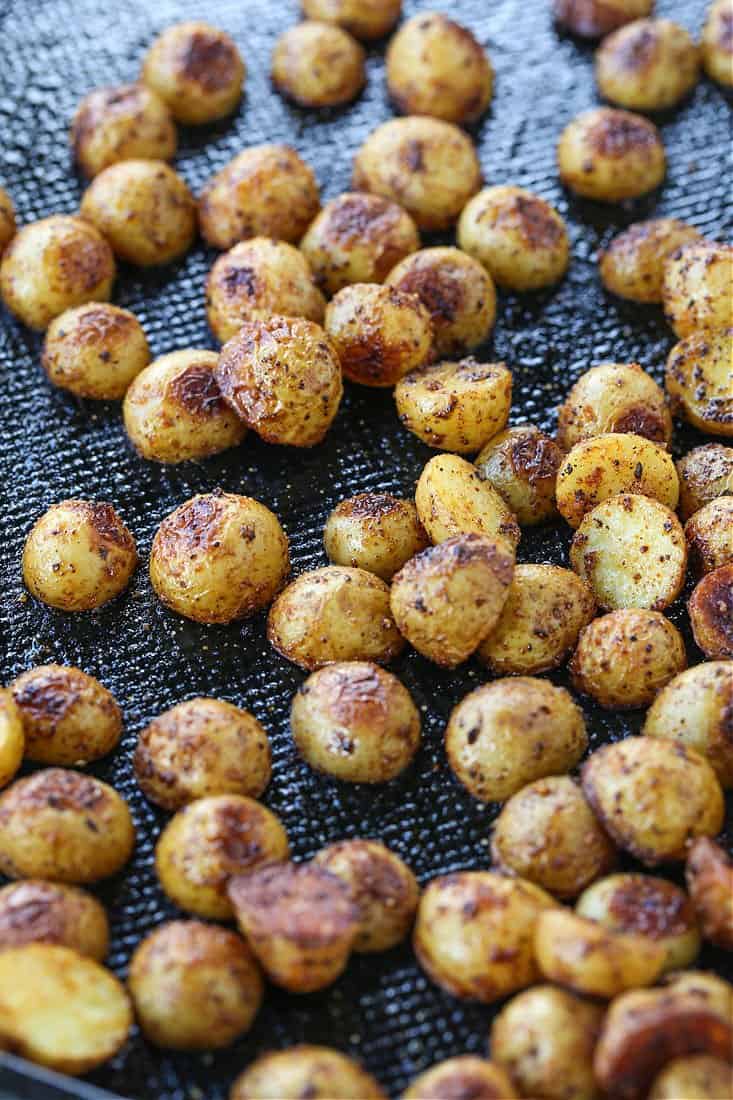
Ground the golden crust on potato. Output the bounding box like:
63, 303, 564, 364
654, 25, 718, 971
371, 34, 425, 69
557, 107, 665, 202
557, 362, 672, 450
403, 1057, 519, 1100
600, 219, 702, 304
141, 21, 245, 124
475, 425, 563, 525
396, 358, 512, 454
0, 690, 24, 791
677, 443, 733, 521
71, 82, 176, 178
686, 837, 733, 951
596, 19, 699, 111
663, 242, 733, 339
688, 563, 733, 659
649, 1056, 733, 1100
42, 302, 150, 400
324, 493, 429, 580
685, 497, 733, 574
702, 0, 733, 87
272, 22, 364, 108
0, 880, 109, 961
553, 0, 653, 38
0, 186, 16, 255
416, 453, 521, 549
666, 327, 733, 438
230, 1044, 386, 1100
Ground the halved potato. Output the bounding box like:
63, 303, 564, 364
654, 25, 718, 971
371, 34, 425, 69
599, 220, 702, 304
685, 497, 733, 574
677, 443, 733, 520
662, 243, 733, 339
665, 327, 732, 437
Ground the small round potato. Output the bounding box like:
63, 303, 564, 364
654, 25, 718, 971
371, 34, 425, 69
313, 839, 419, 952
0, 215, 115, 330
677, 443, 733, 520
141, 21, 245, 124
272, 22, 365, 108
215, 316, 343, 446
458, 186, 570, 292
290, 662, 420, 782
596, 19, 700, 111
663, 242, 733, 339
600, 218, 702, 303
129, 920, 263, 1049
404, 1058, 519, 1100
150, 492, 289, 624
352, 117, 482, 232
0, 690, 24, 790
268, 566, 404, 670
553, 0, 653, 38
385, 247, 496, 358
0, 768, 134, 883
475, 425, 563, 525
446, 677, 587, 803
22, 499, 137, 612
556, 362, 672, 451
323, 493, 429, 580
0, 185, 16, 254
390, 534, 515, 667
230, 1045, 386, 1100
649, 1056, 733, 1100
134, 697, 272, 810
413, 871, 556, 1003
71, 83, 176, 179
686, 837, 733, 951
199, 145, 320, 250
324, 282, 432, 387
665, 327, 732, 437
415, 453, 521, 549
155, 794, 289, 920
42, 303, 150, 400
557, 107, 665, 202
80, 159, 196, 267
685, 497, 733, 574
395, 359, 512, 454
688, 563, 733, 659
0, 880, 109, 961
702, 0, 733, 86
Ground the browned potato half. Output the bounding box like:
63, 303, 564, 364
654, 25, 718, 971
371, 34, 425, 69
649, 1056, 733, 1100
0, 186, 16, 254
666, 327, 732, 437
446, 677, 587, 803
395, 359, 512, 454
553, 0, 653, 38
596, 19, 699, 111
71, 83, 176, 178
155, 794, 289, 920
415, 453, 521, 549
22, 499, 137, 612
475, 425, 563, 525
324, 493, 429, 580
677, 443, 733, 520
141, 21, 245, 124
689, 564, 733, 658
686, 498, 733, 574
686, 837, 733, 950
0, 880, 109, 961
599, 219, 702, 303
702, 0, 733, 86
272, 22, 365, 108
557, 362, 672, 450
663, 243, 733, 338
0, 690, 23, 790
557, 107, 665, 202
134, 696, 272, 810
581, 736, 724, 864
290, 662, 420, 782
230, 1044, 386, 1100
0, 768, 134, 883
42, 303, 150, 400
403, 1057, 519, 1100
129, 920, 263, 1049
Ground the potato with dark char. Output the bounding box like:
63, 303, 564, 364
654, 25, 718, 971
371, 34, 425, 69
149, 492, 289, 624
596, 19, 699, 111
324, 493, 429, 581
290, 662, 420, 782
352, 117, 481, 231
557, 362, 672, 450
230, 1045, 386, 1100
553, 0, 653, 38
686, 498, 733, 574
476, 425, 563, 525
142, 21, 245, 124
403, 1057, 519, 1100
0, 691, 23, 790
600, 219, 702, 303
0, 186, 15, 254
70, 83, 176, 178
446, 677, 587, 803
199, 145, 320, 250
677, 443, 733, 520
395, 359, 512, 454
663, 243, 733, 339
689, 564, 733, 659
272, 22, 365, 108
0, 880, 109, 961
665, 327, 732, 438
42, 303, 150, 400
0, 215, 115, 330
22, 499, 137, 612
557, 107, 665, 202
134, 697, 272, 810
649, 1056, 733, 1100
415, 454, 521, 549
129, 920, 263, 1049
686, 838, 733, 950
155, 794, 289, 920
702, 0, 733, 86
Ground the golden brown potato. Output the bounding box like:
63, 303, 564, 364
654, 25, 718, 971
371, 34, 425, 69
324, 282, 432, 387
155, 794, 289, 920
600, 219, 702, 303
0, 690, 23, 791
352, 117, 481, 232
290, 662, 420, 782
129, 920, 263, 1049
395, 359, 512, 453
0, 880, 109, 961
0, 186, 15, 254
390, 534, 515, 667
215, 316, 342, 446
677, 444, 733, 520
702, 0, 733, 86
386, 13, 492, 125
649, 1056, 733, 1100
415, 453, 521, 549
554, 0, 653, 38
42, 303, 150, 400
663, 243, 733, 339
403, 1057, 519, 1100
557, 107, 665, 202
149, 492, 289, 624
0, 768, 134, 883
199, 145, 320, 250
268, 566, 404, 670
446, 677, 587, 803
596, 19, 699, 111
71, 83, 176, 179
686, 498, 733, 574
230, 1045, 386, 1100
141, 21, 245, 124
22, 499, 137, 612
0, 215, 115, 330
686, 837, 733, 951
475, 425, 563, 525
272, 22, 365, 107
689, 564, 733, 659
557, 362, 672, 450
323, 493, 429, 580
666, 327, 732, 438
0, 944, 132, 1076
413, 871, 556, 1002
134, 697, 272, 810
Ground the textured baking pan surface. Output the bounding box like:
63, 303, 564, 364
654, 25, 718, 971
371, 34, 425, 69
0, 0, 731, 1097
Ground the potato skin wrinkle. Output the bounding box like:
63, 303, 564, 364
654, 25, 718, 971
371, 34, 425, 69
42, 303, 150, 401
557, 107, 665, 202
415, 453, 521, 549
0, 690, 24, 791
553, 0, 654, 39
403, 1057, 519, 1100
141, 21, 245, 124
71, 82, 177, 178
272, 22, 365, 108
686, 837, 733, 951
230, 1044, 387, 1100
688, 563, 733, 659
596, 19, 700, 112
475, 426, 564, 527
600, 219, 701, 304
0, 880, 109, 961
556, 362, 672, 451
324, 493, 429, 581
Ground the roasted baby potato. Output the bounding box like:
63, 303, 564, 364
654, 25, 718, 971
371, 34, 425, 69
553, 0, 653, 38
230, 1044, 386, 1100
42, 303, 150, 400
272, 22, 365, 107
599, 218, 702, 303
686, 497, 733, 574
415, 453, 521, 549
0, 880, 109, 961
702, 0, 733, 86
404, 1057, 519, 1100
0, 690, 23, 790
324, 493, 429, 580
71, 82, 176, 178
689, 563, 733, 658
665, 327, 733, 437
662, 242, 733, 338
649, 1056, 733, 1100
677, 443, 733, 521
557, 107, 665, 202
556, 362, 672, 450
686, 837, 733, 950
141, 21, 245, 124
596, 19, 699, 111
475, 425, 563, 524
0, 186, 15, 254
395, 359, 512, 453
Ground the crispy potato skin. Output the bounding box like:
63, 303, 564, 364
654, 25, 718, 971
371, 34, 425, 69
600, 219, 702, 303
230, 1044, 386, 1099
685, 497, 733, 574
43, 303, 150, 400
666, 327, 733, 438
663, 244, 733, 340
0, 690, 24, 791
476, 425, 563, 524
0, 880, 109, 960
702, 0, 733, 86
557, 362, 672, 450
141, 21, 245, 124
689, 564, 733, 659
396, 359, 512, 454
403, 1057, 519, 1100
324, 493, 429, 580
272, 22, 365, 108
415, 453, 521, 549
649, 1056, 733, 1100
71, 82, 177, 178
686, 838, 733, 951
0, 186, 16, 254
554, 0, 653, 38
677, 444, 733, 521
557, 107, 665, 202
596, 19, 699, 111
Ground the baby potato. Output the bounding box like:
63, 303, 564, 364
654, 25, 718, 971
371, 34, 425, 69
666, 327, 733, 437
141, 21, 245, 124
557, 362, 672, 450
677, 443, 733, 520
0, 215, 115, 330
134, 696, 272, 810
290, 662, 420, 782
413, 871, 556, 1002
272, 22, 365, 108
385, 247, 496, 358
702, 0, 733, 86
649, 1056, 733, 1100
129, 920, 263, 1049
0, 944, 132, 1076
557, 107, 665, 202
22, 499, 137, 612
324, 493, 429, 581
199, 144, 320, 250
415, 453, 521, 549
600, 218, 702, 303
395, 359, 512, 454
596, 19, 699, 111
149, 492, 289, 624
352, 117, 481, 232
215, 316, 342, 446
556, 433, 679, 528
686, 497, 733, 574
80, 159, 196, 267
404, 1057, 519, 1100
663, 242, 733, 339
71, 82, 176, 179
386, 13, 492, 125
0, 768, 134, 883
686, 837, 733, 950
42, 303, 150, 400
689, 563, 733, 659
553, 0, 653, 38
324, 282, 432, 387
446, 677, 587, 803
313, 839, 419, 952
155, 794, 289, 920
0, 690, 23, 790
230, 1045, 386, 1100
268, 566, 404, 670
0, 880, 109, 961
0, 185, 15, 254
390, 534, 515, 667
476, 425, 563, 524
123, 350, 245, 463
